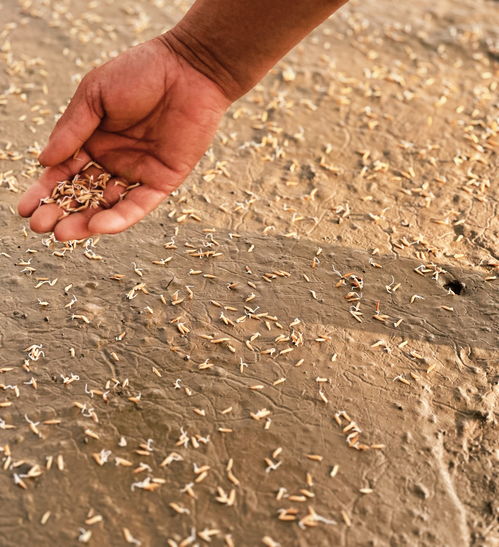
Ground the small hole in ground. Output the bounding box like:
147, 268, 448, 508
444, 280, 465, 295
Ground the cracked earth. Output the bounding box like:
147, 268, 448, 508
0, 0, 497, 545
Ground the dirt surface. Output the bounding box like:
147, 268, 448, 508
0, 0, 498, 546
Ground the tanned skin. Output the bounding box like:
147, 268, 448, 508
18, 0, 347, 241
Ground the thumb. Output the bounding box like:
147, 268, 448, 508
39, 75, 102, 166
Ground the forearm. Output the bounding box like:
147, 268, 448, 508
162, 0, 348, 100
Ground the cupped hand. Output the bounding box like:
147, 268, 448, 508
18, 36, 231, 241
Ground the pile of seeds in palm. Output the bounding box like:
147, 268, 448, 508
41, 162, 111, 213
41, 161, 139, 215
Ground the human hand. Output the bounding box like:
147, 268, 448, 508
18, 37, 231, 240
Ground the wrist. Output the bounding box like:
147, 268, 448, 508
159, 25, 259, 102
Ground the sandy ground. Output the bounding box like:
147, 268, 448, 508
0, 0, 498, 546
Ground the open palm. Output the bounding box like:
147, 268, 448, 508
18, 38, 230, 241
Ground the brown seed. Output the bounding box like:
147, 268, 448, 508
85, 515, 103, 525
115, 457, 133, 467
306, 454, 323, 462
84, 429, 99, 440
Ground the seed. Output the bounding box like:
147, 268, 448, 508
394, 375, 410, 385
227, 470, 240, 486
40, 511, 51, 525
194, 471, 208, 483
211, 338, 230, 344
341, 510, 352, 526
289, 495, 307, 502
123, 528, 141, 545
72, 314, 90, 324
278, 347, 293, 356
199, 529, 221, 542
85, 515, 103, 525
272, 447, 283, 459
84, 429, 99, 440
115, 457, 133, 467
250, 409, 271, 420
160, 452, 183, 467
78, 529, 92, 543
169, 502, 190, 515
262, 536, 280, 547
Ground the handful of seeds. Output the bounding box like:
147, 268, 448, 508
41, 161, 138, 216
